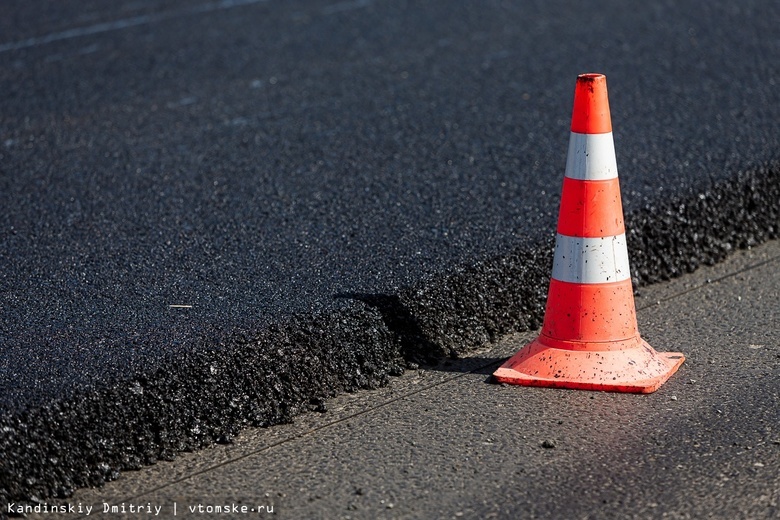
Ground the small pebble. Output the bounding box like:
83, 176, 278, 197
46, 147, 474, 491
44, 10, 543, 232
541, 440, 556, 449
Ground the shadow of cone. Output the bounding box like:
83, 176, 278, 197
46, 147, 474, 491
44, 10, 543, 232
493, 73, 684, 393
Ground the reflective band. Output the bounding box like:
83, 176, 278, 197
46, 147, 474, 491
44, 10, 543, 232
551, 233, 631, 284
564, 132, 618, 181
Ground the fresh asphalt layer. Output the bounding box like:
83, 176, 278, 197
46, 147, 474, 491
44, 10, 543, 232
1, 0, 779, 507
22, 239, 780, 520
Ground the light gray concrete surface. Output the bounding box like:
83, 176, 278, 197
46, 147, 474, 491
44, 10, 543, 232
24, 240, 780, 519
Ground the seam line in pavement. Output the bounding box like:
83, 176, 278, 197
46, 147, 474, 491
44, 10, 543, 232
1, 0, 376, 54
635, 252, 780, 311
0, 0, 271, 54
86, 364, 497, 515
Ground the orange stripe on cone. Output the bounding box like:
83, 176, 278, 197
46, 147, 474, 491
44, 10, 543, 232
557, 177, 625, 237
493, 73, 684, 393
541, 278, 638, 346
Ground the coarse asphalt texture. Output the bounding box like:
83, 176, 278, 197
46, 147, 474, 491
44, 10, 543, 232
1, 0, 779, 507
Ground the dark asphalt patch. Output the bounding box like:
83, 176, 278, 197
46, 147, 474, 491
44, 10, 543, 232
1, 0, 779, 507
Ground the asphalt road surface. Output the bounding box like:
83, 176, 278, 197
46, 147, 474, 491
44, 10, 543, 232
1, 0, 779, 507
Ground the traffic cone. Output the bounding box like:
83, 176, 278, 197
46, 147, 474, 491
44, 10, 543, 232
493, 73, 684, 393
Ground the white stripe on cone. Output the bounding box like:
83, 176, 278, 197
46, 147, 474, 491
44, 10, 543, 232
564, 132, 618, 181
551, 233, 631, 284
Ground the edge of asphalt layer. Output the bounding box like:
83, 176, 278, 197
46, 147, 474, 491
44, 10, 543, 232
42, 240, 780, 520
1, 160, 779, 506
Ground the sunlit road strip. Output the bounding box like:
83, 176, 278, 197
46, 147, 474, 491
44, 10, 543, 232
0, 0, 270, 53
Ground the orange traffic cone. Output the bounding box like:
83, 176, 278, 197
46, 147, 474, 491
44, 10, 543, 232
493, 73, 684, 393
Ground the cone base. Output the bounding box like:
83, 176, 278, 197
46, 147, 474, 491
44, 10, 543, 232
493, 335, 684, 393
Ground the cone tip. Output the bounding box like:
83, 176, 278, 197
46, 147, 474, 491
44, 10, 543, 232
571, 72, 612, 134
577, 72, 606, 82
